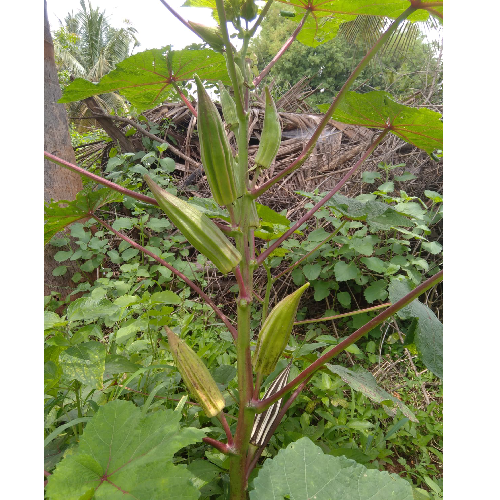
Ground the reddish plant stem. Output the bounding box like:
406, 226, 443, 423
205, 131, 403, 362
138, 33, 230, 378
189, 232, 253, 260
294, 303, 391, 325
44, 470, 51, 477
44, 152, 158, 206
44, 151, 229, 232
172, 81, 197, 117
234, 266, 249, 300
256, 129, 389, 265
203, 437, 232, 455
253, 11, 310, 87
246, 374, 313, 478
255, 270, 443, 412
158, 0, 201, 37
251, 6, 416, 198
91, 213, 238, 340
218, 412, 235, 447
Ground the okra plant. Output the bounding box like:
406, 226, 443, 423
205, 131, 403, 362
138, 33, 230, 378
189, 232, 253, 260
45, 1, 443, 498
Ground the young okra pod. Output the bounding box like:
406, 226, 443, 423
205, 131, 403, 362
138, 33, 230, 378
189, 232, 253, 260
144, 175, 241, 274
164, 326, 225, 417
194, 74, 240, 205
188, 21, 225, 53
253, 283, 310, 377
218, 81, 238, 132
254, 86, 282, 170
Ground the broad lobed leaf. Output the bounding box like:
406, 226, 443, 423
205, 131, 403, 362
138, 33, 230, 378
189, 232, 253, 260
250, 436, 413, 499
46, 400, 206, 500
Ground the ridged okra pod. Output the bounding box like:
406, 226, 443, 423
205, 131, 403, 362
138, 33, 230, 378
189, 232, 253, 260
164, 326, 225, 417
218, 81, 238, 132
253, 283, 310, 377
194, 74, 239, 205
254, 86, 281, 169
144, 175, 241, 274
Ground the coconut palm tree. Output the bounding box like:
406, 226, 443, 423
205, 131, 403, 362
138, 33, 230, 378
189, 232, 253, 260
53, 0, 140, 119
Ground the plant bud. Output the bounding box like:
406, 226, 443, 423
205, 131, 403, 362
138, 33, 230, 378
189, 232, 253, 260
254, 86, 282, 169
144, 175, 241, 274
218, 81, 239, 132
194, 74, 239, 206
240, 0, 258, 22
253, 283, 310, 376
164, 327, 225, 417
188, 22, 225, 53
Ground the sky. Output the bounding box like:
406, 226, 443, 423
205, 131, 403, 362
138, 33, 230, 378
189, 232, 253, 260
46, 0, 220, 51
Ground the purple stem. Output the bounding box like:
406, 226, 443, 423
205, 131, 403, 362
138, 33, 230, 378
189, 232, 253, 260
218, 412, 235, 447
91, 213, 238, 341
255, 270, 443, 412
44, 151, 230, 233
253, 12, 310, 88
251, 6, 416, 198
256, 129, 389, 265
203, 436, 233, 455
44, 151, 158, 206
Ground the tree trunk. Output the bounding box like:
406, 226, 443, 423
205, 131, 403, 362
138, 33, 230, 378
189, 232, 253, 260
44, 0, 85, 298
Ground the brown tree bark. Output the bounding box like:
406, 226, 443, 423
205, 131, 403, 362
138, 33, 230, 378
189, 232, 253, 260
44, 0, 84, 298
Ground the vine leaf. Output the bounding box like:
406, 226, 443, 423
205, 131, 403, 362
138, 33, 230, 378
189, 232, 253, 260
59, 341, 107, 390
250, 436, 413, 499
44, 187, 122, 245
45, 400, 206, 500
389, 277, 443, 378
319, 91, 443, 154
59, 47, 230, 112
279, 0, 432, 47
326, 364, 417, 421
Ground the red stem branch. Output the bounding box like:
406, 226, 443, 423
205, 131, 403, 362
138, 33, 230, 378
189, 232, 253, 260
255, 270, 443, 412
172, 81, 197, 117
91, 213, 238, 340
44, 152, 158, 206
256, 129, 389, 265
203, 437, 233, 454
218, 412, 235, 447
253, 12, 309, 88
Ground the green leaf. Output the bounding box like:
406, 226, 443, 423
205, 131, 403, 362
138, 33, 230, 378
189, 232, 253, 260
424, 190, 443, 203
394, 172, 417, 182
44, 187, 122, 245
66, 297, 120, 322
46, 400, 206, 500
250, 437, 413, 500
105, 355, 141, 374
303, 263, 322, 281
388, 278, 443, 378
364, 280, 388, 303
59, 47, 229, 112
52, 266, 67, 276
334, 261, 360, 281
44, 311, 68, 330
362, 171, 381, 183
320, 91, 443, 154
59, 341, 106, 389
360, 256, 386, 273
256, 204, 290, 226
158, 157, 176, 172
54, 250, 73, 262
115, 318, 149, 344
146, 217, 171, 231
337, 291, 351, 308
313, 281, 332, 301
150, 290, 182, 304
421, 241, 442, 254
377, 181, 395, 193
326, 365, 417, 421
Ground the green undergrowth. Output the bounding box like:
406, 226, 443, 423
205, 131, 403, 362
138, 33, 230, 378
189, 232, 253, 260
45, 135, 442, 498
